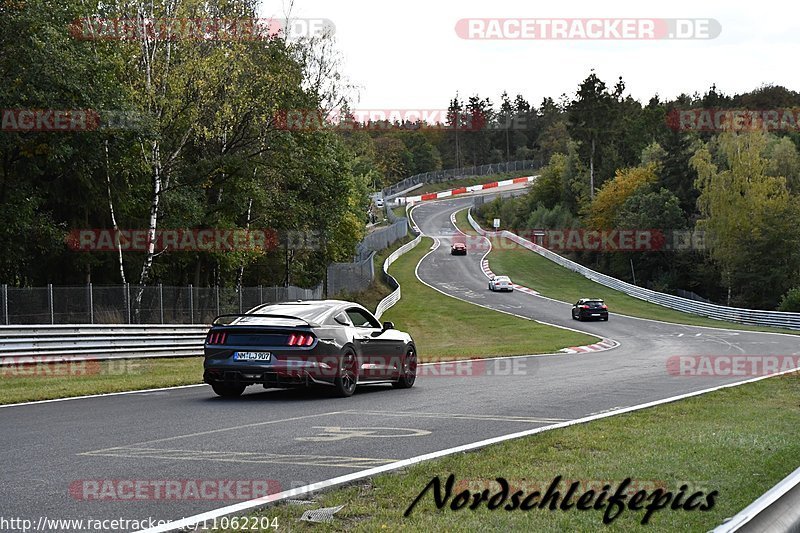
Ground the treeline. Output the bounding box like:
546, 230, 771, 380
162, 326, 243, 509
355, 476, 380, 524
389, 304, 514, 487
0, 0, 370, 290
4, 0, 800, 309
472, 74, 800, 310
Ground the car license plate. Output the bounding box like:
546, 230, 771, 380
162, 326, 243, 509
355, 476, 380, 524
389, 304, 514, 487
592, 313, 600, 316
234, 351, 272, 362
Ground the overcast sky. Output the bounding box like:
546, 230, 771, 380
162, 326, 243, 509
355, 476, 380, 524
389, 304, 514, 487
259, 0, 799, 110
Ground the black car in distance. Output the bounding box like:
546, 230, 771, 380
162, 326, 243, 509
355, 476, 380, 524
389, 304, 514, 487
571, 298, 609, 321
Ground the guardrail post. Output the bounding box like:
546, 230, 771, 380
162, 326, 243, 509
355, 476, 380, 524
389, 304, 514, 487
88, 282, 94, 324
159, 283, 164, 324
125, 283, 131, 324
48, 283, 54, 324
188, 284, 194, 324
2, 284, 8, 325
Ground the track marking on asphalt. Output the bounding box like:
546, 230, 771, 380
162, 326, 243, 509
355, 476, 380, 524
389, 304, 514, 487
79, 447, 395, 469
348, 410, 568, 424
295, 427, 431, 442
82, 411, 347, 454
135, 365, 800, 533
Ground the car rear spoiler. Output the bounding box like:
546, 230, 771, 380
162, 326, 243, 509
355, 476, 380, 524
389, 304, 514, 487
211, 313, 320, 327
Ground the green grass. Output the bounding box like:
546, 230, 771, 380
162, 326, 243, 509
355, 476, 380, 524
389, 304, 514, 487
412, 170, 537, 196
237, 371, 800, 532
0, 357, 202, 405
381, 237, 597, 359
454, 210, 800, 335
391, 205, 408, 219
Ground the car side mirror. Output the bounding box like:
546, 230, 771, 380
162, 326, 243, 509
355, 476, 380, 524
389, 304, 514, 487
382, 321, 394, 330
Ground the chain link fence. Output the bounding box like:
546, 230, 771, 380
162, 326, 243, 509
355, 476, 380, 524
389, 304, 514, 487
326, 253, 376, 296
0, 283, 322, 325
326, 218, 409, 296
381, 160, 537, 199
355, 220, 409, 261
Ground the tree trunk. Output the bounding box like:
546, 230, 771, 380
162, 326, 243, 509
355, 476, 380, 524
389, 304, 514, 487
235, 197, 253, 291
589, 136, 596, 199
134, 140, 162, 320
105, 140, 126, 284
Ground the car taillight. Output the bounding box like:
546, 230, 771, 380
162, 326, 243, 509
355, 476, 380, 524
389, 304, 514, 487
288, 333, 314, 346
601, 305, 608, 309
207, 331, 227, 345
580, 305, 590, 309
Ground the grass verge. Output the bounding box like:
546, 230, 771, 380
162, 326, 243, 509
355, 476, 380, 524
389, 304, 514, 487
241, 371, 800, 532
454, 209, 799, 335
0, 357, 202, 405
381, 237, 597, 359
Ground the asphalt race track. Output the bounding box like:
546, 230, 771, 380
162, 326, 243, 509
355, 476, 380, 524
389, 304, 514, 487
2, 197, 799, 532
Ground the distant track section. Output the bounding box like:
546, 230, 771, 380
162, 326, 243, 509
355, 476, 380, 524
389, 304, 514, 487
403, 175, 536, 204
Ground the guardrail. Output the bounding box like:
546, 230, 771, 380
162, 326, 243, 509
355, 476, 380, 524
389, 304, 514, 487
381, 160, 538, 198
467, 209, 800, 330
375, 234, 422, 320
713, 465, 800, 532
0, 324, 206, 364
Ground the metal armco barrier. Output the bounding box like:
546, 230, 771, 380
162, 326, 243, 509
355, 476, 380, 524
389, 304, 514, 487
467, 209, 800, 330
0, 324, 207, 363
375, 234, 422, 320
381, 160, 538, 199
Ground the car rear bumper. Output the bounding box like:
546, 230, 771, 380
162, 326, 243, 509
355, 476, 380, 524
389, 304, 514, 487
204, 352, 341, 388
579, 311, 608, 320
203, 367, 332, 388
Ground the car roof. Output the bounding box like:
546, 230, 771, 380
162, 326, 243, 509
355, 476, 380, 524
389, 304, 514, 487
247, 300, 366, 325
579, 298, 604, 302
495, 275, 510, 280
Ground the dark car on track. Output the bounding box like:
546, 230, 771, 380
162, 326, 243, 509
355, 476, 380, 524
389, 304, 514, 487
451, 241, 467, 255
203, 300, 417, 398
571, 298, 609, 321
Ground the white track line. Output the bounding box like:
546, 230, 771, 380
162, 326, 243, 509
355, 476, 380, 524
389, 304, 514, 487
411, 205, 615, 344
0, 384, 206, 409
136, 365, 800, 533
